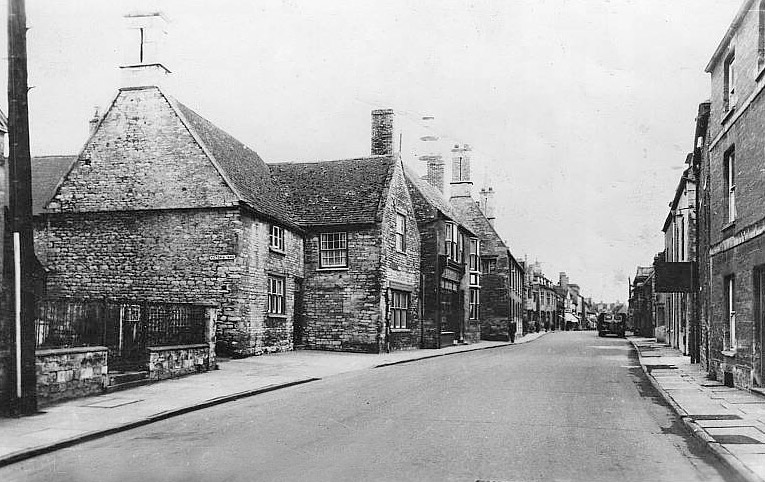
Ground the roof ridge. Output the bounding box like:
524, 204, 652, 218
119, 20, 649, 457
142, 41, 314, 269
163, 91, 245, 204
268, 155, 393, 166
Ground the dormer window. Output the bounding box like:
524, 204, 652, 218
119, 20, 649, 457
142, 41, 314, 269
724, 51, 736, 111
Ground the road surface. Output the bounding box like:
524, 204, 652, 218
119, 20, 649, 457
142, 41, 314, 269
2, 331, 740, 481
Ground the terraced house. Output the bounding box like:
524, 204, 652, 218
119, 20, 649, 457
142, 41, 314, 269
702, 0, 765, 389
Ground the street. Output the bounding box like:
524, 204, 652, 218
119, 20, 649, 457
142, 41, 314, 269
3, 332, 739, 482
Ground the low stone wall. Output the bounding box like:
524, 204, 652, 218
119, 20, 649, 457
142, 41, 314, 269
148, 344, 211, 381
36, 346, 108, 407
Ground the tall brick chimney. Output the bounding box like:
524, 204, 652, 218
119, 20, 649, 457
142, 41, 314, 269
371, 109, 397, 156
450, 143, 472, 198
424, 156, 445, 192
479, 186, 496, 225
120, 10, 171, 89
418, 115, 444, 192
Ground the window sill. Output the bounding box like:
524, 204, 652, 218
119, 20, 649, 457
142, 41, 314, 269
721, 220, 736, 233
722, 106, 736, 125
390, 328, 410, 333
721, 349, 737, 358
317, 266, 349, 272
269, 247, 286, 255
267, 313, 287, 319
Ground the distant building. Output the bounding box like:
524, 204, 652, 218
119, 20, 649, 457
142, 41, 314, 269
661, 162, 697, 355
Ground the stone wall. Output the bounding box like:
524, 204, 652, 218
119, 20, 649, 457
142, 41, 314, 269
708, 235, 765, 389
35, 347, 108, 407
35, 207, 300, 357
303, 227, 383, 353
418, 222, 442, 349
148, 344, 210, 381
227, 214, 304, 356
381, 160, 422, 351
47, 87, 238, 214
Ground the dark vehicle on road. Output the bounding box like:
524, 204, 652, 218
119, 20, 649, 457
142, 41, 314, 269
598, 312, 625, 337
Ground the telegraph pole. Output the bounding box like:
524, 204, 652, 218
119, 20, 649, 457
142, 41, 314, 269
8, 0, 37, 415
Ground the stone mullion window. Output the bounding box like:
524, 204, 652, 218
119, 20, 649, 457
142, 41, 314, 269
319, 232, 348, 268
267, 276, 285, 314
390, 290, 409, 329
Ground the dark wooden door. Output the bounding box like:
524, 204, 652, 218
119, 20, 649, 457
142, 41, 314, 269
756, 267, 765, 386
293, 278, 305, 347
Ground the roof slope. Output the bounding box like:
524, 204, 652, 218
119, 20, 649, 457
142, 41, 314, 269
269, 156, 396, 226
450, 195, 510, 257
32, 155, 77, 215
170, 97, 294, 226
403, 164, 475, 235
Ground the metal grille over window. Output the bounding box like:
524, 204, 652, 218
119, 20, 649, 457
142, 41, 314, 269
270, 225, 285, 251
268, 276, 285, 314
390, 290, 409, 329
320, 232, 348, 268
396, 213, 406, 252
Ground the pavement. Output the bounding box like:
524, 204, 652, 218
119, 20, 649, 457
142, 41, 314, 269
631, 336, 765, 482
0, 331, 547, 468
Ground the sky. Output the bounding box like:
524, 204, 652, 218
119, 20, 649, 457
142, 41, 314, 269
0, 0, 743, 302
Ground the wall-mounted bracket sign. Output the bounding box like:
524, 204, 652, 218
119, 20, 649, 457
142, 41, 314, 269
209, 254, 236, 261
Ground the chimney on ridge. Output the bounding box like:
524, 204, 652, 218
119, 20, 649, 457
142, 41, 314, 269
88, 107, 100, 135
418, 115, 445, 192
559, 272, 569, 289
371, 109, 397, 156
479, 186, 496, 225
450, 143, 472, 198
120, 9, 171, 89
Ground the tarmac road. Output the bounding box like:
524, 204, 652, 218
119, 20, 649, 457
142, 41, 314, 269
2, 331, 742, 482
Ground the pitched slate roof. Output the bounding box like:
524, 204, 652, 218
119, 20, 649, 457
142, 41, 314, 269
32, 155, 77, 215
450, 195, 510, 257
169, 96, 295, 227
269, 156, 396, 226
403, 164, 475, 236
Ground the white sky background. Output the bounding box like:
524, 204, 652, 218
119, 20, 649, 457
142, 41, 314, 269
0, 0, 742, 302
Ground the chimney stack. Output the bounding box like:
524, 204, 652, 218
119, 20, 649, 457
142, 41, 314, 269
418, 115, 444, 192
88, 107, 100, 135
371, 109, 397, 156
450, 143, 472, 198
422, 155, 445, 192
559, 272, 569, 289
120, 10, 171, 89
479, 186, 496, 225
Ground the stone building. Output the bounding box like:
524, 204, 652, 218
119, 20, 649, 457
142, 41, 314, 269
35, 12, 303, 358
403, 163, 477, 347
661, 163, 697, 355
629, 266, 656, 338
269, 110, 421, 353
449, 146, 525, 342
525, 263, 559, 332
703, 0, 765, 388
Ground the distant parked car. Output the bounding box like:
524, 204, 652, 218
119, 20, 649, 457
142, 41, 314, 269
598, 313, 625, 338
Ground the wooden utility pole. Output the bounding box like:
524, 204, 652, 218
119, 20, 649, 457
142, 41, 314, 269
7, 0, 37, 415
